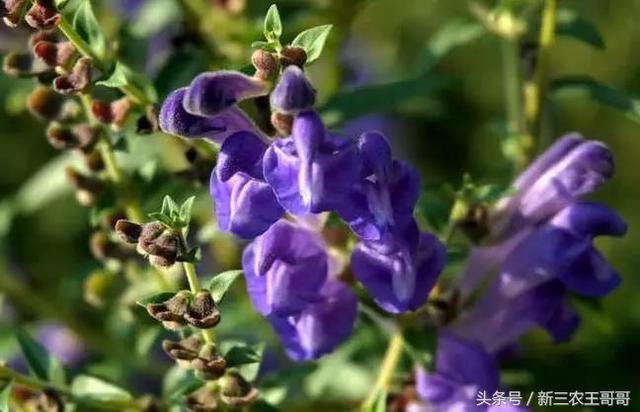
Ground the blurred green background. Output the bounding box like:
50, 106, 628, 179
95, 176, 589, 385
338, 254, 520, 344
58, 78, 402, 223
0, 0, 638, 410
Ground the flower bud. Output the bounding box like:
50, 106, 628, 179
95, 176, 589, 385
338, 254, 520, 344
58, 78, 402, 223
34, 40, 76, 69
191, 343, 227, 380
185, 386, 219, 412
251, 49, 279, 81
46, 122, 76, 150
53, 57, 92, 95
137, 223, 179, 267
162, 334, 203, 361
219, 372, 258, 407
184, 290, 221, 329
92, 97, 132, 128
2, 0, 28, 27
270, 112, 293, 135
27, 86, 67, 120
25, 0, 60, 30
279, 46, 307, 68
115, 219, 143, 243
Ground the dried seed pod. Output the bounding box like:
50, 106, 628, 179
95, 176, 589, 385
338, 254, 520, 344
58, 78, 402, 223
219, 372, 258, 407
115, 219, 143, 243
162, 334, 204, 361
29, 29, 57, 47
65, 166, 102, 206
72, 123, 100, 151
89, 231, 132, 260
53, 57, 92, 94
3, 52, 48, 76
46, 122, 76, 150
279, 46, 307, 68
184, 290, 221, 329
27, 86, 66, 120
92, 97, 132, 128
270, 112, 293, 136
146, 290, 191, 325
24, 0, 60, 30
2, 0, 28, 27
191, 344, 227, 380
185, 386, 219, 412
101, 209, 126, 230
251, 49, 279, 81
34, 40, 76, 69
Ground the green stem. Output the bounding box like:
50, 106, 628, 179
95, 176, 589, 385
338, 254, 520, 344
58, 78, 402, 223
362, 331, 404, 409
182, 261, 215, 344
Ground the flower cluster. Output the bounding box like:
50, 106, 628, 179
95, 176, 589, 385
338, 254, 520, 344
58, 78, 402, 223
160, 59, 446, 359
410, 134, 626, 411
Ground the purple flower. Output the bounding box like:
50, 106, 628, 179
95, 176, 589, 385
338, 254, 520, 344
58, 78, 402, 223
269, 280, 357, 361
242, 220, 328, 317
210, 131, 284, 238
494, 133, 614, 238
338, 131, 421, 241
270, 65, 316, 114
263, 110, 361, 214
37, 323, 86, 365
351, 226, 446, 314
412, 332, 524, 412
159, 71, 266, 143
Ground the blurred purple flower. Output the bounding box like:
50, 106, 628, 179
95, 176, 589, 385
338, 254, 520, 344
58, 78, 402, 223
242, 220, 327, 317
37, 323, 85, 365
270, 65, 316, 114
159, 71, 266, 143
210, 131, 284, 238
263, 110, 361, 214
351, 227, 446, 314
269, 280, 357, 361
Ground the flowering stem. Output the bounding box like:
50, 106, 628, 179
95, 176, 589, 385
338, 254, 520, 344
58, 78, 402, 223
362, 330, 404, 409
525, 0, 558, 151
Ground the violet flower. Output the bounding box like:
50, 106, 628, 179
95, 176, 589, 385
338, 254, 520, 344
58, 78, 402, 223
270, 65, 316, 114
210, 131, 284, 238
263, 110, 361, 214
159, 71, 266, 143
351, 226, 446, 314
242, 220, 328, 317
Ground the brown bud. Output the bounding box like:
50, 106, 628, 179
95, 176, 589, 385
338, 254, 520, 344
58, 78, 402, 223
46, 122, 76, 150
34, 40, 76, 69
185, 386, 219, 412
89, 231, 135, 261
270, 112, 293, 136
83, 149, 105, 172
65, 166, 102, 193
92, 98, 132, 128
27, 86, 66, 120
25, 0, 60, 30
191, 344, 227, 380
72, 123, 100, 151
162, 335, 203, 361
279, 46, 307, 68
184, 290, 221, 329
53, 57, 92, 95
2, 0, 28, 27
219, 372, 258, 407
115, 219, 142, 243
29, 29, 57, 47
147, 290, 191, 325
251, 49, 278, 81
136, 105, 159, 135
3, 52, 48, 77
91, 100, 112, 123
102, 209, 126, 230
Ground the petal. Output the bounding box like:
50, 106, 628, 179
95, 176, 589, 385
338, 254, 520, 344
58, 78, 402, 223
270, 65, 316, 114
549, 202, 627, 238
216, 131, 268, 182
183, 71, 267, 116
159, 88, 257, 143
357, 130, 393, 177
292, 110, 324, 162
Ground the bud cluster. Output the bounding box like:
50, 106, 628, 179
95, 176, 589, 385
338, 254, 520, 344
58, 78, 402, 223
145, 290, 221, 330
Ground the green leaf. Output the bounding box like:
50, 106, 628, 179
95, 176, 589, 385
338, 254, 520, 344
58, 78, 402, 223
556, 9, 605, 50
321, 74, 451, 125
251, 41, 278, 53
147, 212, 174, 228
178, 196, 196, 226
97, 61, 158, 102
73, 0, 107, 59
290, 25, 333, 64
208, 270, 243, 304
223, 343, 264, 368
420, 20, 485, 70
15, 329, 66, 385
263, 4, 282, 42
136, 291, 176, 307
551, 75, 640, 123
161, 195, 180, 217
401, 325, 436, 370
0, 380, 12, 411
70, 375, 132, 403
162, 367, 203, 402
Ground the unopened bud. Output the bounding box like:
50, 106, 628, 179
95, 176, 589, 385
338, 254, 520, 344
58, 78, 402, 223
27, 86, 66, 120
251, 49, 279, 81
92, 97, 132, 128
146, 290, 190, 325
115, 219, 142, 243
279, 46, 307, 68
53, 57, 92, 95
2, 0, 28, 27
162, 335, 203, 361
219, 372, 258, 407
34, 40, 76, 69
25, 0, 60, 30
270, 112, 293, 136
184, 290, 220, 329
29, 29, 57, 47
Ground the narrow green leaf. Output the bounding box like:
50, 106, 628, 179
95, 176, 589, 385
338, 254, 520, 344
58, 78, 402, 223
223, 343, 264, 368
147, 212, 174, 228
556, 9, 605, 50
551, 75, 640, 123
15, 329, 66, 385
136, 291, 176, 307
73, 0, 107, 59
208, 270, 243, 303
251, 41, 278, 52
70, 375, 132, 403
264, 4, 282, 41
161, 195, 180, 217
179, 196, 196, 225
290, 25, 333, 64
0, 381, 12, 411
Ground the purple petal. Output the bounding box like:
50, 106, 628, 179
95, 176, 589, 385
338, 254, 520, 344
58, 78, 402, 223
216, 131, 268, 182
549, 202, 627, 238
270, 65, 316, 114
357, 130, 393, 177
183, 71, 267, 116
269, 280, 358, 361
